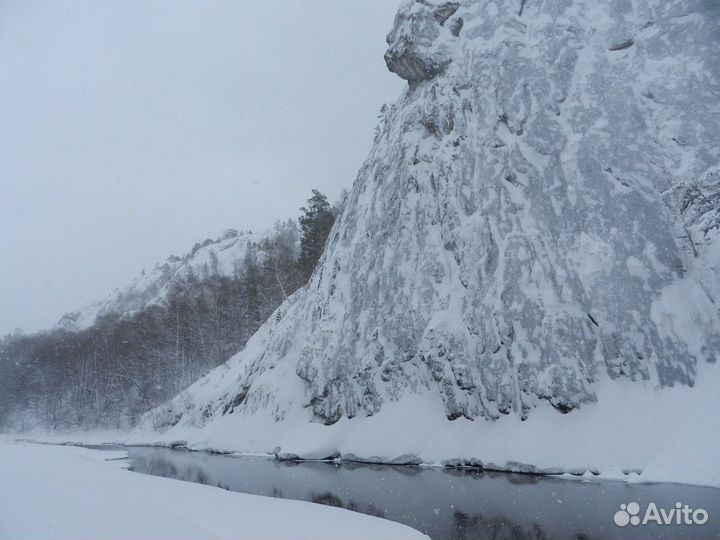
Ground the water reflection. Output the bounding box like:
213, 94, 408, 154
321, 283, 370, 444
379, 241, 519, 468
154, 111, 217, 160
119, 447, 719, 540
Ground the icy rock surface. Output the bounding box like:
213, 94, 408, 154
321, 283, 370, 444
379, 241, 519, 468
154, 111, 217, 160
141, 0, 720, 433
385, 1, 461, 82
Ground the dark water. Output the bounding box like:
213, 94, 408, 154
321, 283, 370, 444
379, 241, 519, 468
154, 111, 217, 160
112, 446, 719, 540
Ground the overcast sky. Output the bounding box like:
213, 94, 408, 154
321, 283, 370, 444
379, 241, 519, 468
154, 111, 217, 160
0, 0, 404, 335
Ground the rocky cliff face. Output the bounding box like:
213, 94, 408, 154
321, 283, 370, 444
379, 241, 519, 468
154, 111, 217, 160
140, 0, 720, 435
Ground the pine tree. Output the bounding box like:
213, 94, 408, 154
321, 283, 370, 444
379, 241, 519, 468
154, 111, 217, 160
297, 190, 336, 281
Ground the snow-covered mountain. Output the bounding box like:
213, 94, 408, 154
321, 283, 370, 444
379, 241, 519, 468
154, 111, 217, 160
57, 223, 298, 331
133, 0, 720, 485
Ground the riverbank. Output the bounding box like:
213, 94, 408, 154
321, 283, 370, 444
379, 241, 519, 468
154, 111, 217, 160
0, 440, 427, 540
6, 361, 720, 490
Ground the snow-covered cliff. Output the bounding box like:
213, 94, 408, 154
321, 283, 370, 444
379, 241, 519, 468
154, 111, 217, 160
133, 0, 720, 485
57, 223, 297, 331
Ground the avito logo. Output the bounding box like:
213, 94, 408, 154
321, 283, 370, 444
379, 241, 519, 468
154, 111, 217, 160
614, 502, 709, 527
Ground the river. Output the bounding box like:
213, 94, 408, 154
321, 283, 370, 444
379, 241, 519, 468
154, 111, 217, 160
111, 446, 719, 540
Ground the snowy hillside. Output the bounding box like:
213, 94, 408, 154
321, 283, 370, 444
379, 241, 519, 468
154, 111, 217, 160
133, 0, 720, 485
57, 223, 298, 331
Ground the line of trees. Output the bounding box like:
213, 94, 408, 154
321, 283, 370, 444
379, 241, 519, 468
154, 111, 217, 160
0, 190, 339, 431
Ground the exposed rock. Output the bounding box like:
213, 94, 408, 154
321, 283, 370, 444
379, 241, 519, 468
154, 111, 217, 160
433, 2, 460, 25
442, 458, 484, 470
609, 38, 635, 51
384, 0, 461, 83
449, 17, 464, 37
341, 453, 422, 466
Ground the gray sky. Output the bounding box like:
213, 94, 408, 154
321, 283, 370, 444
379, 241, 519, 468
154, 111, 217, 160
0, 0, 404, 335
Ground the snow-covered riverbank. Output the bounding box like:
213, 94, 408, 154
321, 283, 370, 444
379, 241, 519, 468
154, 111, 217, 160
119, 361, 720, 489
0, 440, 427, 540
7, 360, 720, 490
